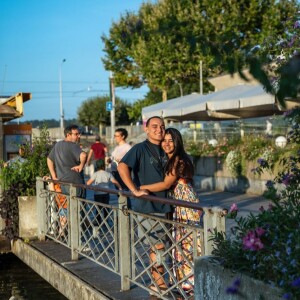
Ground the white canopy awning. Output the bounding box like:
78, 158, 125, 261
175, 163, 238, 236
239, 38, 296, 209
142, 84, 296, 122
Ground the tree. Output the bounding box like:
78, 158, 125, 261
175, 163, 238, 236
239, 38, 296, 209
128, 94, 160, 122
77, 95, 133, 131
102, 0, 299, 102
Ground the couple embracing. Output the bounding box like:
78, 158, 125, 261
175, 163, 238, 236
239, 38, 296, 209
118, 116, 201, 296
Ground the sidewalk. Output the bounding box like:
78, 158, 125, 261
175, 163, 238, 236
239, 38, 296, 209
197, 190, 271, 233
198, 190, 270, 213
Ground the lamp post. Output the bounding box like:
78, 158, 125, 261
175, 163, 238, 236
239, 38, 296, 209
109, 71, 115, 145
59, 59, 66, 139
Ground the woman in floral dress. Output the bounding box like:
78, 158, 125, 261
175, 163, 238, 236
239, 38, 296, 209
139, 128, 202, 294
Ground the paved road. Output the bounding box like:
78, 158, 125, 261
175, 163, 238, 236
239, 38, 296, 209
197, 190, 271, 234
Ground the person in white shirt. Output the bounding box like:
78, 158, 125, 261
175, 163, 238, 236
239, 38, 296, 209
110, 128, 131, 190
87, 159, 121, 224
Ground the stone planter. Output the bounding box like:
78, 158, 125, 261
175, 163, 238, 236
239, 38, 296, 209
193, 156, 275, 195
194, 256, 282, 300
18, 196, 37, 239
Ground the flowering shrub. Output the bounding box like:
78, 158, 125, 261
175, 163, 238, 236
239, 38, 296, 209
186, 134, 285, 177
240, 135, 273, 162
225, 150, 242, 177
210, 108, 300, 299
186, 137, 240, 158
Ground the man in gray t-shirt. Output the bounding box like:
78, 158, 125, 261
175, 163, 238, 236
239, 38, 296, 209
47, 124, 87, 198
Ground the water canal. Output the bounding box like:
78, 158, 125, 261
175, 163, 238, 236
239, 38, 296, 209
0, 253, 67, 299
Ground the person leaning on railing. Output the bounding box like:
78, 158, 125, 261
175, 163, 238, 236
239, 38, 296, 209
139, 127, 202, 296
47, 124, 87, 199
118, 116, 172, 294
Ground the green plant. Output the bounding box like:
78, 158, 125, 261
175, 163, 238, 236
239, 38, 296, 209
185, 137, 240, 158
210, 108, 300, 299
225, 150, 242, 177
240, 135, 273, 161
0, 126, 53, 239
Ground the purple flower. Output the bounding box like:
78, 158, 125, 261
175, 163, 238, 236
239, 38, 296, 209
283, 110, 294, 117
257, 158, 268, 167
259, 206, 265, 212
242, 229, 265, 251
283, 293, 292, 299
255, 227, 266, 237
226, 286, 238, 294
226, 278, 241, 294
230, 203, 238, 213
282, 174, 292, 186
294, 21, 300, 29
233, 279, 241, 287
227, 203, 238, 218
291, 277, 300, 288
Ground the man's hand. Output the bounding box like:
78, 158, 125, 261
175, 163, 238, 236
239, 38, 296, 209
71, 165, 82, 172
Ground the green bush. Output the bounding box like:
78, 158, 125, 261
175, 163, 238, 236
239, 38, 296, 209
0, 126, 53, 239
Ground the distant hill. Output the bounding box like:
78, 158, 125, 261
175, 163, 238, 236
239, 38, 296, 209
7, 119, 78, 128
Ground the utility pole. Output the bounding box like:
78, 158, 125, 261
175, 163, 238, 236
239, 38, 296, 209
59, 59, 66, 139
199, 60, 203, 95
109, 72, 115, 145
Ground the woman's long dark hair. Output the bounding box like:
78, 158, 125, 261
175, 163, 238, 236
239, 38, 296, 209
164, 128, 194, 180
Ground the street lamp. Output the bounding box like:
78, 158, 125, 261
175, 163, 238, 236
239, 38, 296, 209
59, 59, 66, 138
109, 71, 115, 145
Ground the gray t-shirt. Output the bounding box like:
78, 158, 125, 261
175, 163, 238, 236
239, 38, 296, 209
48, 140, 84, 184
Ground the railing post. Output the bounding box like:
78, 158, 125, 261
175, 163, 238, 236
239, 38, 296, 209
118, 193, 131, 291
203, 207, 226, 255
36, 177, 46, 241
69, 184, 79, 261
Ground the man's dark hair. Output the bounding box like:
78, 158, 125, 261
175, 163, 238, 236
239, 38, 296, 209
64, 124, 79, 137
115, 128, 128, 139
146, 116, 164, 127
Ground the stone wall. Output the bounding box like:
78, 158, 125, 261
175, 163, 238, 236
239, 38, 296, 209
18, 196, 38, 239
194, 256, 282, 300
193, 157, 275, 195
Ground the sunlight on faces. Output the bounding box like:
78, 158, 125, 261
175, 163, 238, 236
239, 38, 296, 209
68, 130, 81, 143
162, 134, 175, 157
114, 132, 124, 143
144, 117, 165, 144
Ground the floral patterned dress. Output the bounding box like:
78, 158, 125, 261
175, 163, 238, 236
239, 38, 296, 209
169, 178, 202, 292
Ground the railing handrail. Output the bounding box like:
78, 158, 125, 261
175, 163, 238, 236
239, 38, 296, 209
42, 177, 205, 211
36, 176, 226, 299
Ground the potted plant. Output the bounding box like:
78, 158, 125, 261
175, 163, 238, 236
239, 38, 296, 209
0, 126, 53, 239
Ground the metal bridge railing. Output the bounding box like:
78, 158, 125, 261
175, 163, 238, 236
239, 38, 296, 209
36, 177, 226, 300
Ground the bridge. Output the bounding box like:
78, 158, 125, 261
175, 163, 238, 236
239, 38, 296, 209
4, 177, 227, 300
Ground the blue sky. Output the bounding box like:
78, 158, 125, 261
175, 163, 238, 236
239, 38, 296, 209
0, 0, 149, 121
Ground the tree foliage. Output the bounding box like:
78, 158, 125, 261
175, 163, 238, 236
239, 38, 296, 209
101, 0, 299, 102
77, 95, 134, 129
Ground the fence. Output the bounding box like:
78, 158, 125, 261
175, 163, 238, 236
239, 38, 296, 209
36, 177, 225, 300
105, 119, 289, 144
